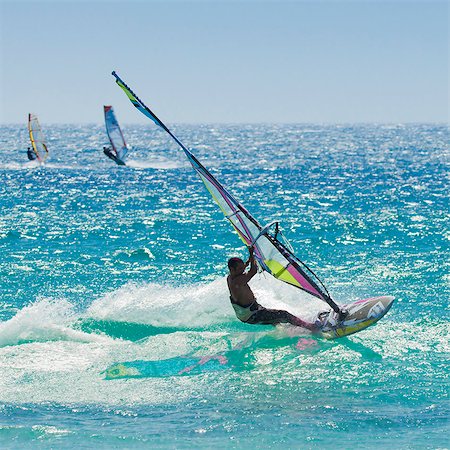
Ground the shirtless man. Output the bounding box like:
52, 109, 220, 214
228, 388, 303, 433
227, 248, 318, 331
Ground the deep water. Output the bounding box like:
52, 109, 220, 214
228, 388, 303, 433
0, 123, 448, 448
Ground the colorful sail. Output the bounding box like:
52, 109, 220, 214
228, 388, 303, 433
112, 71, 340, 312
28, 114, 49, 162
104, 105, 128, 163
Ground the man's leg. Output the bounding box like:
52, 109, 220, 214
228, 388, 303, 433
247, 308, 316, 331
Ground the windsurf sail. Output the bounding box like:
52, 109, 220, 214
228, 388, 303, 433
104, 105, 128, 163
112, 71, 341, 312
28, 114, 49, 162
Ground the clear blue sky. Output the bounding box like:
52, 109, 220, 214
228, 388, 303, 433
0, 0, 448, 124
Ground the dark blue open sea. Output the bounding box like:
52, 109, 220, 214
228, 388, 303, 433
0, 123, 448, 448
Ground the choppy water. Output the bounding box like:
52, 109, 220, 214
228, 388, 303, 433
0, 123, 448, 448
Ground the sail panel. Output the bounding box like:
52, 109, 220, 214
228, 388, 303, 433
104, 106, 128, 161
28, 114, 49, 162
171, 125, 328, 300
112, 71, 332, 304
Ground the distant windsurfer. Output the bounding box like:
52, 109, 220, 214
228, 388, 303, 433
103, 145, 116, 160
227, 248, 319, 331
103, 145, 126, 165
26, 147, 37, 161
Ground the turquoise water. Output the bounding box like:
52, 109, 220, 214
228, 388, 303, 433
0, 123, 448, 448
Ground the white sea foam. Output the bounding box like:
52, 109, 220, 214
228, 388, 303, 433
0, 280, 446, 406
0, 161, 41, 170
0, 317, 446, 405
85, 279, 233, 327
0, 298, 108, 347
83, 274, 327, 328
126, 158, 187, 169
0, 277, 324, 351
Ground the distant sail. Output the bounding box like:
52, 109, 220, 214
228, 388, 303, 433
104, 105, 128, 165
112, 71, 341, 312
28, 114, 49, 162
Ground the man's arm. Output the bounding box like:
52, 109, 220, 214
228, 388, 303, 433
244, 246, 255, 266
242, 248, 257, 281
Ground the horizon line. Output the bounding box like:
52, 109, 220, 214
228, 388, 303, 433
1, 121, 449, 127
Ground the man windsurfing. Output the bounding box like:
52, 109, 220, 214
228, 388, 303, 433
227, 247, 320, 331
103, 145, 126, 165
26, 147, 37, 161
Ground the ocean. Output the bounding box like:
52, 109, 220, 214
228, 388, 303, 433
0, 123, 448, 448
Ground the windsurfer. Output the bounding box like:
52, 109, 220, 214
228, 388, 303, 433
103, 145, 126, 166
227, 248, 319, 331
103, 145, 115, 160
26, 147, 37, 161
